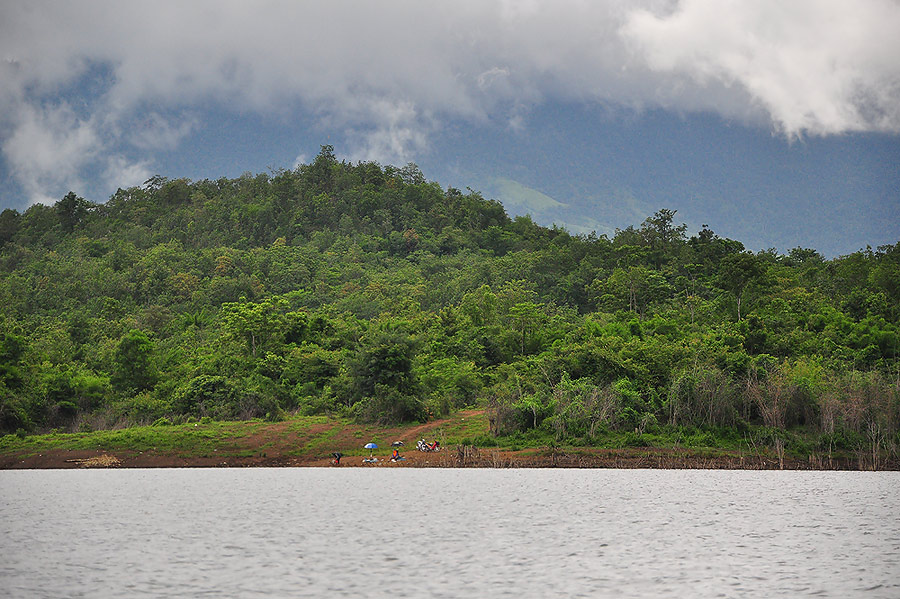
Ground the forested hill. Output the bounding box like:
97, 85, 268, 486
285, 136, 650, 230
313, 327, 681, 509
1, 146, 898, 454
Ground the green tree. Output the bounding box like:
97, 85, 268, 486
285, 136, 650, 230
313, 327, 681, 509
719, 252, 767, 321
419, 357, 481, 415
507, 301, 544, 355
113, 330, 157, 393
0, 208, 20, 247
640, 208, 687, 268
0, 333, 26, 389
55, 191, 90, 233
345, 323, 422, 422
220, 297, 288, 357
173, 375, 236, 418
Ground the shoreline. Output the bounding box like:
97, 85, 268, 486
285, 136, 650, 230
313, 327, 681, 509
3, 445, 896, 471
3, 411, 897, 471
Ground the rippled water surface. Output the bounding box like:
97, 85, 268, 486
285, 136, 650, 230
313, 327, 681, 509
1, 469, 898, 598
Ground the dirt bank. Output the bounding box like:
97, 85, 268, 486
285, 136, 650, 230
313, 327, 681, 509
2, 410, 895, 470
2, 445, 886, 471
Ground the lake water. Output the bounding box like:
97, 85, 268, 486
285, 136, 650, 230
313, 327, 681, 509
1, 468, 898, 598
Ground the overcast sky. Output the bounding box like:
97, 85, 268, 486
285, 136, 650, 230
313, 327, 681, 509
1, 0, 898, 252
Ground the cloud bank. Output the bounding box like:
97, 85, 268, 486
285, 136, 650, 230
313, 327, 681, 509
1, 0, 899, 206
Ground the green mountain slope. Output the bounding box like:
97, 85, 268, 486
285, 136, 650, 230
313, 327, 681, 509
1, 147, 898, 463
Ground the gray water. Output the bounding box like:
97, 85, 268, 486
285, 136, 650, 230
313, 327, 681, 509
1, 469, 898, 598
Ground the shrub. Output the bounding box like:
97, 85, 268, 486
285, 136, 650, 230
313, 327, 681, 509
173, 375, 237, 419
622, 431, 651, 447
352, 385, 427, 425
109, 392, 172, 426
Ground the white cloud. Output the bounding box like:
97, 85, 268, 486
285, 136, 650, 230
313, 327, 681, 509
127, 113, 197, 151
1, 0, 898, 206
343, 99, 433, 166
477, 67, 511, 90
1, 102, 100, 204
103, 156, 152, 192
620, 0, 900, 136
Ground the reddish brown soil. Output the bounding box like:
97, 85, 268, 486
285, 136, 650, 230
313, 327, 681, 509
2, 410, 893, 470
2, 445, 880, 470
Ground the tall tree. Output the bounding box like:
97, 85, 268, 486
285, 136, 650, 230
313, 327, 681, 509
55, 191, 90, 233
718, 252, 767, 321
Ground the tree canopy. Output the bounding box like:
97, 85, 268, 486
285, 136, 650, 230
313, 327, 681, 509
0, 147, 897, 459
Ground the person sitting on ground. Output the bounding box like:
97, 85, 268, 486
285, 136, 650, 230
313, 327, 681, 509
392, 448, 400, 461
430, 440, 439, 451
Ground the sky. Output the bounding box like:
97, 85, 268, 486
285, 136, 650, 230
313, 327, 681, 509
1, 0, 898, 256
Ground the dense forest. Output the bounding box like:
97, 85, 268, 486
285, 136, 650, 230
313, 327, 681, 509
1, 146, 898, 459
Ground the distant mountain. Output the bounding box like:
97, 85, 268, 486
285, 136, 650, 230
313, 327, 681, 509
421, 106, 900, 257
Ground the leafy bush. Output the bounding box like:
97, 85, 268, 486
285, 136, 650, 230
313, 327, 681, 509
622, 432, 651, 447
109, 392, 172, 426
173, 375, 237, 419
351, 385, 427, 425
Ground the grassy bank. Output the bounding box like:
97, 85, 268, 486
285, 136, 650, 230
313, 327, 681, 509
2, 410, 897, 470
